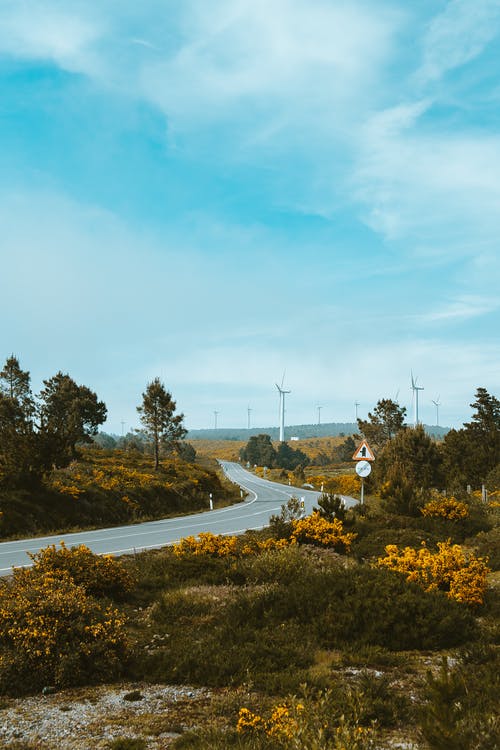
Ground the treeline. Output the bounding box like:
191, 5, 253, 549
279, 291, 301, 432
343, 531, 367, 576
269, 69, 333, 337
356, 390, 500, 511
0, 356, 106, 490
0, 356, 232, 538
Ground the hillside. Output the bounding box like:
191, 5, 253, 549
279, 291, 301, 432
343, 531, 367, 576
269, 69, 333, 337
188, 422, 449, 441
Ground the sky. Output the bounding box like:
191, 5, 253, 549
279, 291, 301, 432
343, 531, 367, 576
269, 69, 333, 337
0, 0, 499, 433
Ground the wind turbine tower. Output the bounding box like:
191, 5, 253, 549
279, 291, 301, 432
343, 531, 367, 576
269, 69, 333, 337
355, 401, 360, 421
276, 376, 291, 443
214, 411, 219, 430
432, 396, 441, 427
247, 406, 252, 430
317, 406, 322, 425
411, 373, 424, 427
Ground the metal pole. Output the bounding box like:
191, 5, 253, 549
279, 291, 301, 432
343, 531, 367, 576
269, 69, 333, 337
361, 477, 364, 505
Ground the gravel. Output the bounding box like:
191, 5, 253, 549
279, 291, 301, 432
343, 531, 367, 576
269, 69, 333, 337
0, 682, 210, 749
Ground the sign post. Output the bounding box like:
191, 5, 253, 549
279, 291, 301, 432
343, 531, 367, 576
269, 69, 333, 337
352, 440, 375, 505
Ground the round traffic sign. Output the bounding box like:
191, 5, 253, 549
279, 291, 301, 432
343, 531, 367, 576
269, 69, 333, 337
355, 460, 372, 478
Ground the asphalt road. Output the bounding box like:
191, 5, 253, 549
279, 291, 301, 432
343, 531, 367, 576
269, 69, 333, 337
0, 461, 358, 575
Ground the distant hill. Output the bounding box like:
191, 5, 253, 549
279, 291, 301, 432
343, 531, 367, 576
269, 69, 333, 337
187, 422, 449, 441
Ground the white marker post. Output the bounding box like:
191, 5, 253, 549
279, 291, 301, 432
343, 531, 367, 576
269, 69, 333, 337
209, 493, 213, 510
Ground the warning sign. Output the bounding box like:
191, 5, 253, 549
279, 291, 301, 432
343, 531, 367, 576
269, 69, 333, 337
352, 439, 375, 462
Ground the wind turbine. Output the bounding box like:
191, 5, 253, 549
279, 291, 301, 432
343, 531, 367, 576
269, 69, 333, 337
214, 410, 219, 430
355, 401, 360, 421
432, 396, 441, 427
411, 372, 424, 427
247, 406, 252, 430
317, 405, 323, 425
276, 373, 291, 443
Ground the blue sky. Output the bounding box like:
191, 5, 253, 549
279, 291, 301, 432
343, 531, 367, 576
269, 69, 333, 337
1, 0, 499, 433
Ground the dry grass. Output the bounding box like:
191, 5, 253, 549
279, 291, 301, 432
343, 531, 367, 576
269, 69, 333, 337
193, 436, 346, 463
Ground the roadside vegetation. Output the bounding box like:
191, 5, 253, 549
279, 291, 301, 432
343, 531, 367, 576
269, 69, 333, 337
0, 489, 497, 748
0, 369, 498, 748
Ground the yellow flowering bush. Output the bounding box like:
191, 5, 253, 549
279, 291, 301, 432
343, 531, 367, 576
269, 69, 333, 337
173, 532, 240, 558
237, 702, 301, 741
237, 697, 374, 749
27, 541, 134, 599
173, 532, 290, 559
421, 495, 469, 521
0, 567, 127, 694
290, 511, 356, 552
376, 541, 490, 606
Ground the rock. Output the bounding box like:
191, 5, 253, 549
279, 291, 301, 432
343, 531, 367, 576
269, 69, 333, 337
42, 686, 57, 696
122, 690, 143, 702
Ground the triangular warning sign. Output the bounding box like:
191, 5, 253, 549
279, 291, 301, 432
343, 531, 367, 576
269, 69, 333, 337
352, 439, 375, 462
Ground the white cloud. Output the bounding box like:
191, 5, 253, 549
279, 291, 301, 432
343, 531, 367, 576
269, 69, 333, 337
420, 295, 500, 323
353, 101, 500, 256
417, 0, 500, 85
0, 1, 102, 75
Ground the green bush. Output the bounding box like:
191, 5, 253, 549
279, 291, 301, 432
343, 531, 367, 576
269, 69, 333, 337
108, 739, 147, 750
467, 526, 500, 570
419, 654, 500, 750
352, 527, 441, 559
316, 567, 477, 651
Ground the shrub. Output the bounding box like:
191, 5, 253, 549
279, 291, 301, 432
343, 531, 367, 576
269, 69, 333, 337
317, 567, 477, 651
236, 689, 376, 749
290, 512, 356, 552
0, 568, 127, 694
419, 655, 500, 750
27, 541, 134, 599
314, 492, 346, 521
421, 496, 469, 521
467, 527, 500, 570
376, 541, 490, 605
172, 532, 290, 559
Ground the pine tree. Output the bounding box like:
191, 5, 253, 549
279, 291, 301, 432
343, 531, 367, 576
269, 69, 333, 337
137, 378, 186, 470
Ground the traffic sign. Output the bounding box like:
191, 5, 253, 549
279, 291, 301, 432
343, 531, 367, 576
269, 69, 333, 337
352, 439, 375, 462
355, 460, 372, 477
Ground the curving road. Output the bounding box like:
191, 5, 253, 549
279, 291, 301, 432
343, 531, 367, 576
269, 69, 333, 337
0, 461, 358, 575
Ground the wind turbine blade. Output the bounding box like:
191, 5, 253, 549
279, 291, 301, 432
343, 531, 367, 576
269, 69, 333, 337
411, 371, 415, 389
281, 370, 286, 389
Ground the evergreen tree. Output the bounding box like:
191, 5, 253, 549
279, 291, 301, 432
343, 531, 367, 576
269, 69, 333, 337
240, 434, 277, 467
357, 398, 406, 449
0, 356, 38, 487
274, 441, 308, 470
375, 424, 443, 515
442, 388, 500, 487
38, 372, 107, 466
137, 378, 186, 470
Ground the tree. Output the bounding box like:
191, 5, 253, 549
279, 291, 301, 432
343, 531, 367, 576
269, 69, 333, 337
0, 356, 38, 487
0, 355, 33, 413
374, 425, 443, 515
137, 378, 187, 470
357, 398, 406, 449
333, 435, 356, 463
442, 388, 500, 487
240, 434, 277, 467
274, 441, 308, 470
38, 372, 107, 467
